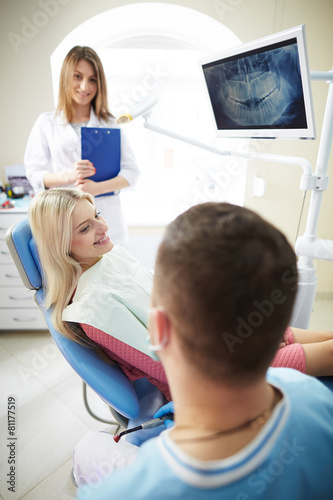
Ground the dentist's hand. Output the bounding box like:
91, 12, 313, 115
75, 178, 101, 196
73, 160, 96, 180
153, 402, 174, 428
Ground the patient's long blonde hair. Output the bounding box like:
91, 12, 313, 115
28, 188, 109, 358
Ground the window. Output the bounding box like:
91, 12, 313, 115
51, 3, 246, 225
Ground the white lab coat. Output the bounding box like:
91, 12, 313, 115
24, 109, 140, 244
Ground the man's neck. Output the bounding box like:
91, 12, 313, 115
168, 369, 280, 461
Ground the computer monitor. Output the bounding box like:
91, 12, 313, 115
199, 25, 315, 139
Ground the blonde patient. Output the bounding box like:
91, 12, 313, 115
29, 188, 113, 349
29, 187, 170, 400
28, 188, 333, 383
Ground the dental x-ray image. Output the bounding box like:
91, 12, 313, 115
203, 38, 307, 132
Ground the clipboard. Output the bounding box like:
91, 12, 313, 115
81, 127, 121, 197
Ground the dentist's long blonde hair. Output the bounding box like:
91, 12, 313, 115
28, 188, 110, 358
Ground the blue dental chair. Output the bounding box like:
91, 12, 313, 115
6, 217, 158, 428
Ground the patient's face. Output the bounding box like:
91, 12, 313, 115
70, 199, 114, 269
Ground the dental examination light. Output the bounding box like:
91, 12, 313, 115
117, 95, 158, 124
116, 27, 333, 329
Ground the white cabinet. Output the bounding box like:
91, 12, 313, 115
0, 206, 46, 330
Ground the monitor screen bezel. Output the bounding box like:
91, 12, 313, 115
199, 25, 316, 139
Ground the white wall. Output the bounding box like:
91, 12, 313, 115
1, 0, 332, 292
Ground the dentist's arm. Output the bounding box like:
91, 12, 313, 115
43, 160, 96, 188
75, 175, 129, 196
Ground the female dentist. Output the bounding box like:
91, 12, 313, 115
24, 46, 140, 245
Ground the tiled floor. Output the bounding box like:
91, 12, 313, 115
0, 298, 332, 500
0, 330, 118, 500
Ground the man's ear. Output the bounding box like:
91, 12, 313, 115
153, 306, 171, 348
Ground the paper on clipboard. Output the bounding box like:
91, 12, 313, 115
81, 127, 121, 196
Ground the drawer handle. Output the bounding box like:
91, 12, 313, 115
5, 274, 20, 279
13, 316, 38, 322
9, 295, 32, 301
1, 250, 10, 256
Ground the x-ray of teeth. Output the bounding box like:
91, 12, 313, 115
204, 43, 307, 130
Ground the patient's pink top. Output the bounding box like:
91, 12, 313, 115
81, 323, 171, 401
82, 324, 305, 403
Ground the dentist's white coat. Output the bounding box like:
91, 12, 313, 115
24, 108, 140, 244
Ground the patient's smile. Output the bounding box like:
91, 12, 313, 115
94, 234, 110, 245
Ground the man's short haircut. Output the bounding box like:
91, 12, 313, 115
154, 202, 298, 385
